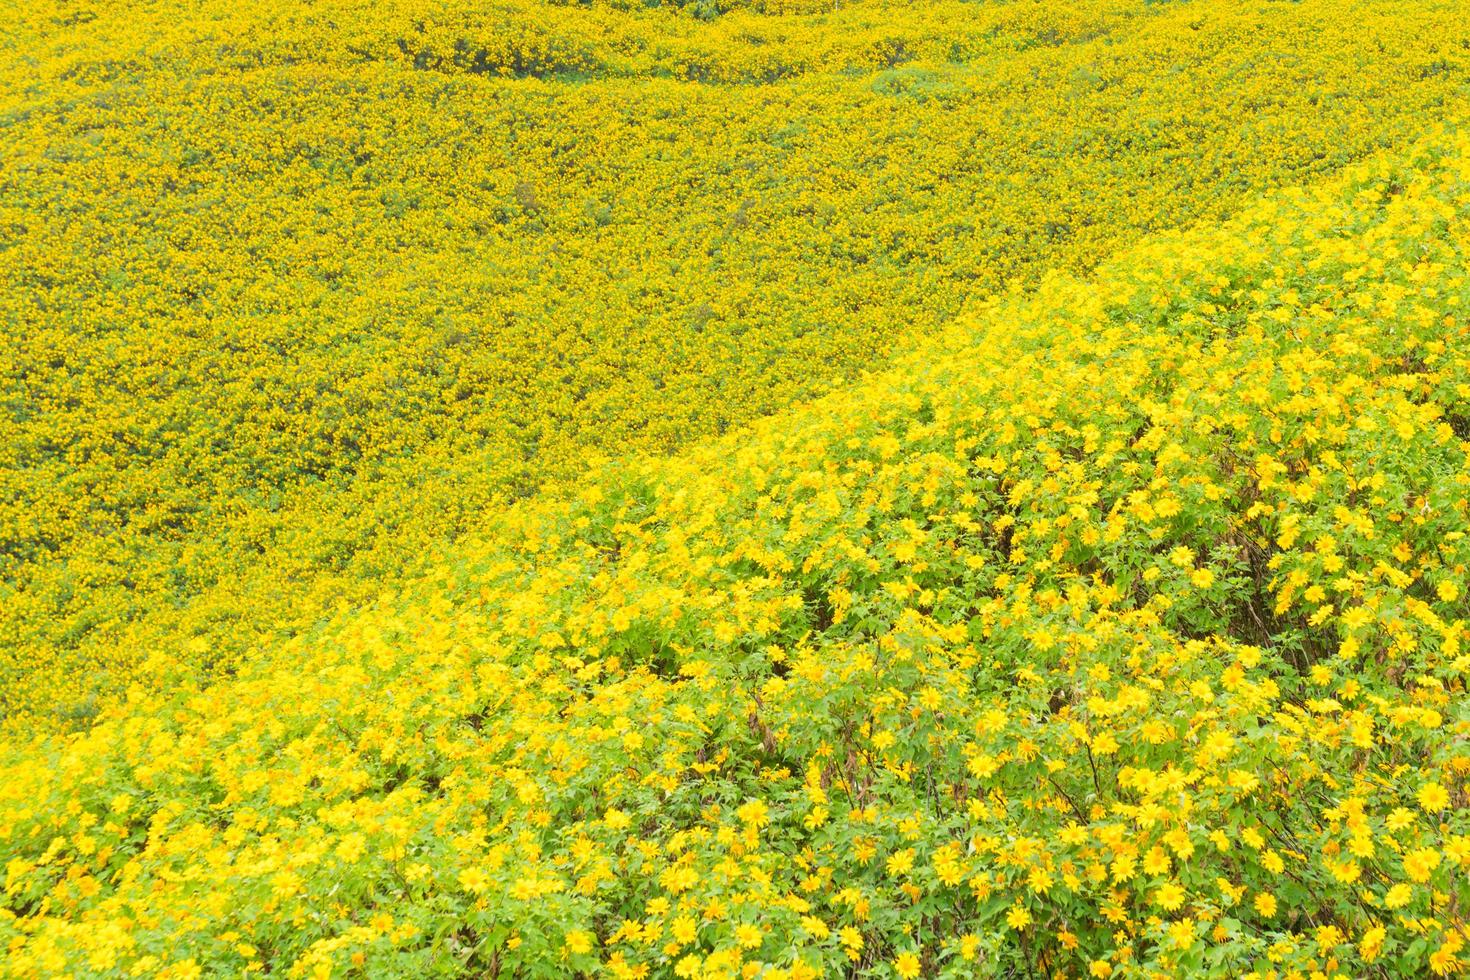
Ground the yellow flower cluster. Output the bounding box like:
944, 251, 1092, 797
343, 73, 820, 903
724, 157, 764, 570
5, 0, 1470, 725
4, 113, 1470, 976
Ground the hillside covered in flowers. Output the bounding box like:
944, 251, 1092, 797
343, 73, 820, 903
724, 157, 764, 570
6, 0, 1470, 726
3, 0, 1470, 978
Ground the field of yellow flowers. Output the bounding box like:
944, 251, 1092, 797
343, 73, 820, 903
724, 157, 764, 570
6, 0, 1470, 726
5, 0, 1470, 977
6, 119, 1470, 977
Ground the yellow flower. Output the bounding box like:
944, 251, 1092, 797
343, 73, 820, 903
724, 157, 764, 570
1110, 853, 1137, 883
894, 951, 922, 979
458, 868, 490, 894
735, 800, 770, 828
1360, 925, 1387, 962
1405, 847, 1442, 883
1155, 883, 1186, 910
1006, 904, 1032, 930
1430, 942, 1462, 976
671, 915, 698, 945
1418, 782, 1450, 813
1384, 883, 1414, 909
1387, 807, 1417, 832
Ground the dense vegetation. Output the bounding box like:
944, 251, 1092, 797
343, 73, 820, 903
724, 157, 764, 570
6, 123, 1470, 978
4, 0, 1470, 978
5, 0, 1470, 724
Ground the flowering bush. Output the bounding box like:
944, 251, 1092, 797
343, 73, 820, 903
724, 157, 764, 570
5, 0, 1470, 725
3, 123, 1469, 976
